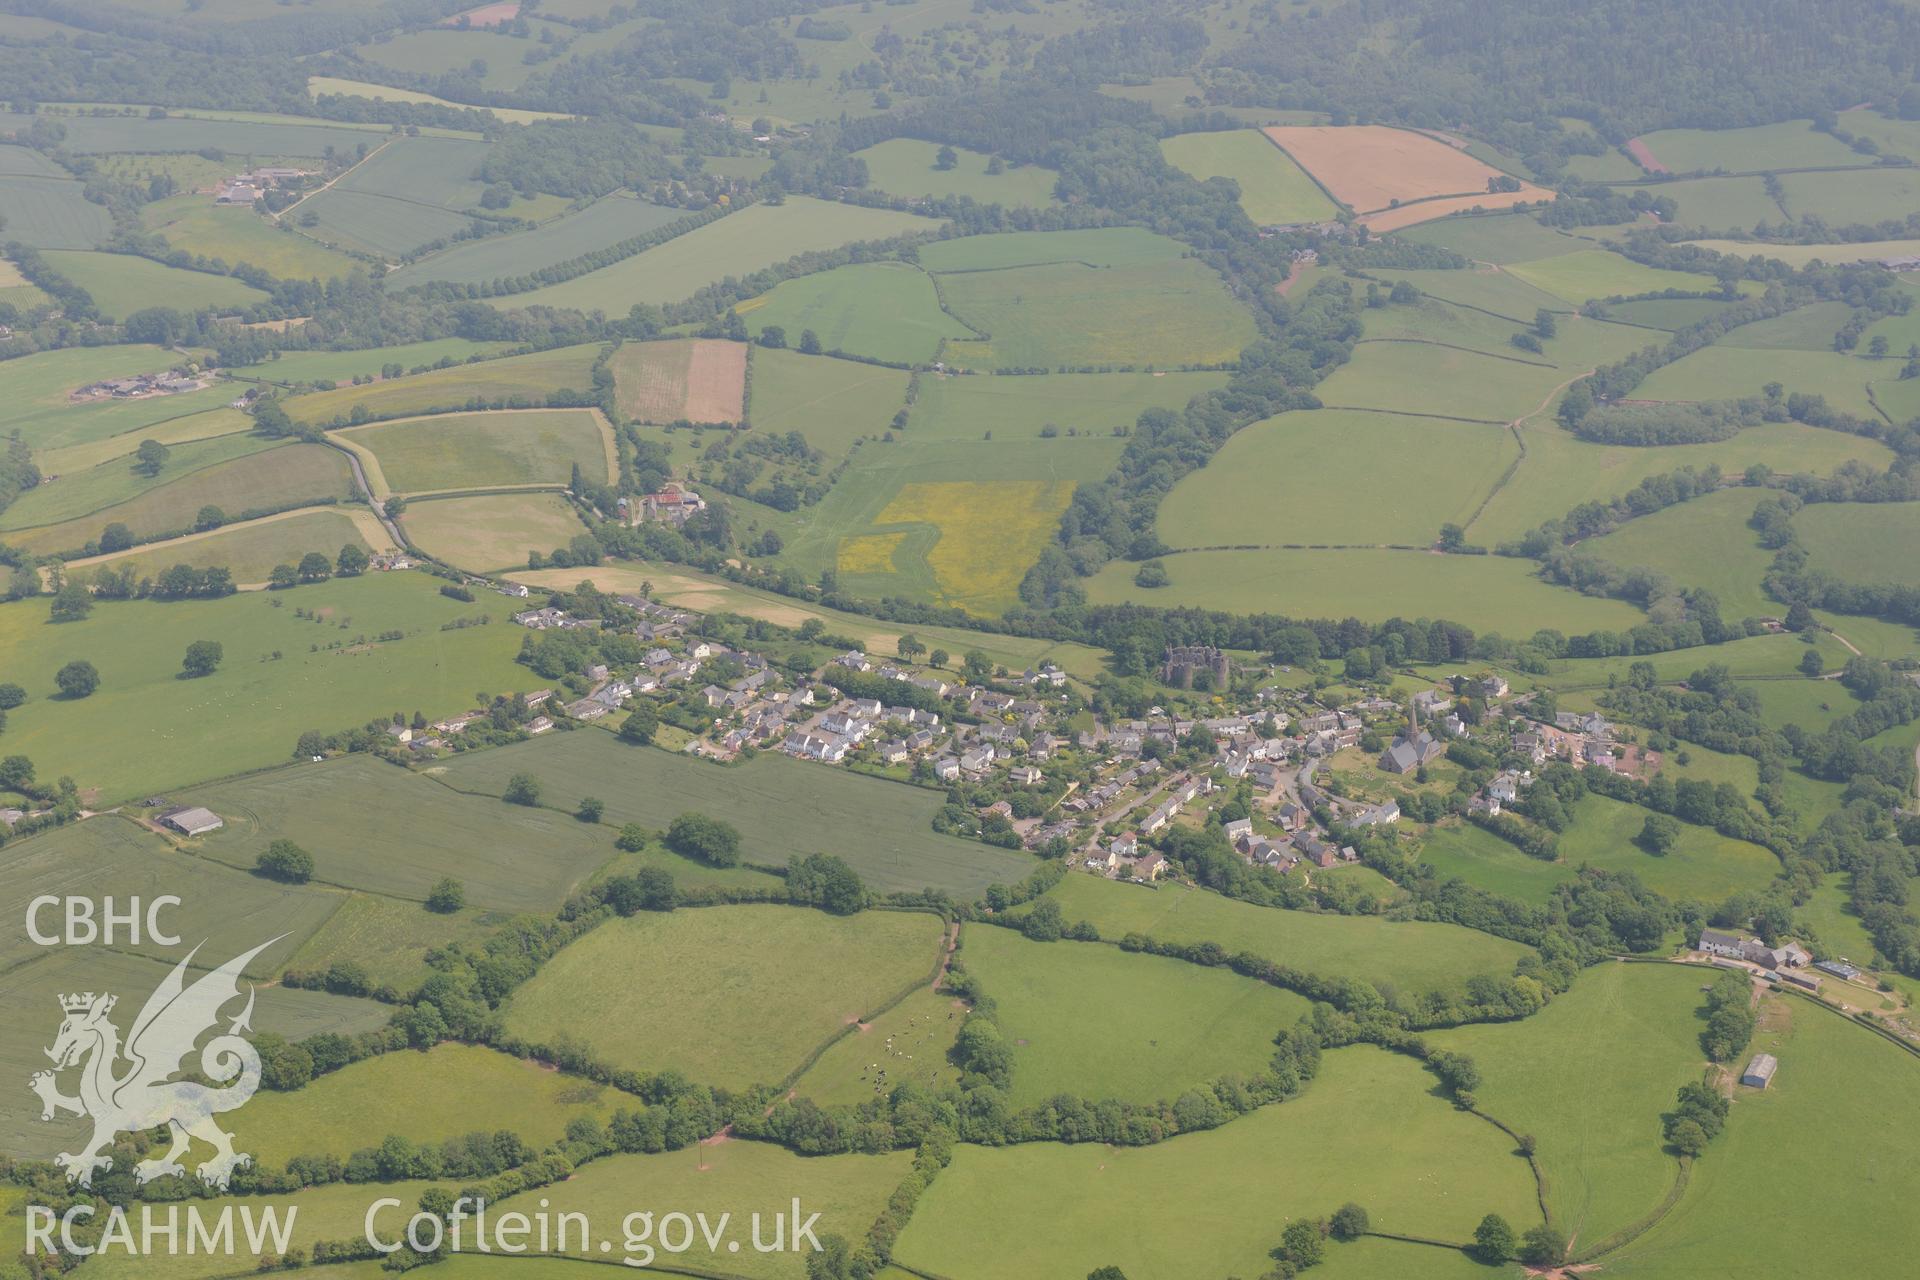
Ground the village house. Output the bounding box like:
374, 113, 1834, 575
1010, 765, 1044, 786
878, 739, 911, 765
1132, 851, 1168, 881
934, 756, 962, 781
1352, 800, 1400, 826
526, 715, 554, 734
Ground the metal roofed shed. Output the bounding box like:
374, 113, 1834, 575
160, 806, 224, 836
1740, 1053, 1778, 1089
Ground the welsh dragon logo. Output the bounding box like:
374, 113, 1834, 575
28, 938, 282, 1189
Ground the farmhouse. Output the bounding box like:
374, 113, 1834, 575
1697, 928, 1747, 959
160, 806, 224, 836
1739, 1054, 1778, 1089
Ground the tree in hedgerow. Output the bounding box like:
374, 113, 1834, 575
255, 840, 314, 883
1328, 1203, 1370, 1241
1799, 648, 1824, 677
49, 581, 93, 623
181, 639, 224, 678
269, 564, 298, 589
1087, 1269, 1128, 1280
0, 683, 24, 710
134, 438, 171, 476
798, 328, 821, 355
934, 144, 958, 170
55, 660, 99, 699
576, 796, 605, 823
1519, 1224, 1566, 1267
665, 812, 741, 866
503, 773, 542, 806
297, 552, 332, 582
1473, 1214, 1516, 1263
425, 878, 465, 912
336, 543, 370, 576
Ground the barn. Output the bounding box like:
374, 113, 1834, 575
1740, 1053, 1778, 1089
161, 806, 224, 837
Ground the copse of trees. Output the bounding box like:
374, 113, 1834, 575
665, 812, 742, 866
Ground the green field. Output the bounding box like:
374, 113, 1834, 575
1606, 297, 1747, 329
230, 338, 512, 385
791, 983, 962, 1107
0, 572, 532, 801
486, 1144, 912, 1280
357, 27, 542, 92
737, 262, 973, 364
1569, 792, 1771, 901
1685, 237, 1920, 269
141, 195, 365, 280
1469, 420, 1894, 544
0, 174, 114, 249
1315, 319, 1654, 424
1365, 265, 1571, 321
433, 730, 1037, 897
917, 227, 1186, 272
1582, 488, 1774, 620
1605, 999, 1920, 1278
1717, 300, 1854, 350
0, 429, 279, 530
1627, 176, 1781, 230
1634, 345, 1878, 417
1778, 166, 1920, 225
1503, 249, 1732, 306
68, 506, 387, 586
300, 187, 475, 259
342, 409, 610, 496
1036, 874, 1530, 999
0, 948, 387, 1156
963, 926, 1312, 1106
71, 1177, 445, 1280
45, 113, 383, 156
184, 754, 613, 911
756, 433, 1115, 617
334, 135, 490, 206
1633, 122, 1864, 173
307, 75, 573, 126
746, 348, 910, 463
894, 1045, 1540, 1280
1565, 148, 1651, 182
855, 138, 1060, 206
1086, 546, 1645, 636
0, 815, 345, 975
285, 343, 606, 425
394, 193, 688, 287
508, 199, 939, 312
401, 490, 586, 571
233, 1044, 617, 1166
1158, 408, 1516, 548
1159, 129, 1337, 224
1356, 292, 1538, 358
6, 444, 352, 556
280, 888, 501, 992
39, 250, 267, 319
936, 256, 1257, 370
1421, 793, 1780, 906
504, 905, 944, 1088
1796, 501, 1920, 589
1426, 962, 1710, 1250
910, 369, 1225, 442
